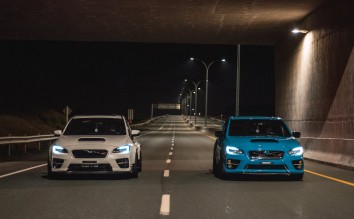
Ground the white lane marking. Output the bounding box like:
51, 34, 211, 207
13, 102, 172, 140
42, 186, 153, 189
163, 170, 170, 177
160, 194, 170, 216
0, 164, 47, 179
166, 159, 171, 164
171, 148, 174, 150
169, 152, 173, 156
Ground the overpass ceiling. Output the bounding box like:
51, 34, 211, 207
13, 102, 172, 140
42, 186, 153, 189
0, 0, 326, 45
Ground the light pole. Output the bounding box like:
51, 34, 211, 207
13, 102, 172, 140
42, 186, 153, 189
190, 58, 226, 127
180, 91, 191, 120
185, 79, 202, 125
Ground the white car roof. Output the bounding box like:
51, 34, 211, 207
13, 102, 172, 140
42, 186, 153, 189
71, 115, 124, 119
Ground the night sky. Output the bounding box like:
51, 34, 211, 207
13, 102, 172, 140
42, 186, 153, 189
0, 40, 274, 120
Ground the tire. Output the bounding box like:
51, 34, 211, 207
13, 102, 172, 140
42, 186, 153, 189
218, 153, 227, 180
212, 144, 218, 177
290, 173, 304, 181
131, 154, 139, 178
47, 157, 58, 179
138, 151, 142, 172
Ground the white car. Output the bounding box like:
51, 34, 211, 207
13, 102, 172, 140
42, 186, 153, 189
48, 115, 142, 178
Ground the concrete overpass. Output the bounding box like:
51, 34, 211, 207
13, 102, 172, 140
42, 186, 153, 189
1, 0, 353, 168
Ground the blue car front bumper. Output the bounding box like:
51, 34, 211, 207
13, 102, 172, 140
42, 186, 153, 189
223, 153, 304, 175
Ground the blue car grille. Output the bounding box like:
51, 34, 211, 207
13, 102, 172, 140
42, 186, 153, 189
249, 151, 284, 160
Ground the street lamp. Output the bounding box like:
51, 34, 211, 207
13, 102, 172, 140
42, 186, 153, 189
180, 90, 192, 121
185, 79, 203, 126
189, 58, 226, 127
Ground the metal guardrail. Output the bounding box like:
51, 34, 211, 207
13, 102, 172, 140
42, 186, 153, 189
0, 115, 166, 157
130, 115, 166, 128
0, 134, 58, 156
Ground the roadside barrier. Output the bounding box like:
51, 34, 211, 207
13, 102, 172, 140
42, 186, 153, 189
0, 134, 58, 157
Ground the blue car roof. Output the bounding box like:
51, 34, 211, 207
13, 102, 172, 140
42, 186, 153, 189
229, 116, 283, 120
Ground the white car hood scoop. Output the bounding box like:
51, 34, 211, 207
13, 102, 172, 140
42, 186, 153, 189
78, 137, 106, 142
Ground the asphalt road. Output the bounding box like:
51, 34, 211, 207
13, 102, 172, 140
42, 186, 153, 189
0, 115, 353, 219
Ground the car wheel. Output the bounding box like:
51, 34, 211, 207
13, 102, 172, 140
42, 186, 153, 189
212, 144, 218, 177
47, 157, 58, 179
290, 173, 304, 181
218, 153, 227, 179
131, 153, 139, 178
138, 151, 142, 172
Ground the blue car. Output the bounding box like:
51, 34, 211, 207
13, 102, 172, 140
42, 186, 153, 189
213, 116, 304, 180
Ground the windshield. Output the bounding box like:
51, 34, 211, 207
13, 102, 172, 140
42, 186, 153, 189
228, 119, 291, 137
64, 118, 126, 135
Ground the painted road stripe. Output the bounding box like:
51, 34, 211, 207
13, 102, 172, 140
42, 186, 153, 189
169, 152, 173, 156
171, 148, 174, 150
0, 164, 47, 179
305, 170, 354, 187
163, 170, 170, 177
204, 134, 217, 140
160, 194, 170, 216
166, 159, 171, 164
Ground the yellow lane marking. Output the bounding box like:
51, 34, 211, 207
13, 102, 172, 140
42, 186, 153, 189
203, 134, 217, 140
305, 169, 354, 187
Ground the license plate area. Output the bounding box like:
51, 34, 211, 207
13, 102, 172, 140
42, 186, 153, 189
81, 164, 99, 168
261, 161, 272, 165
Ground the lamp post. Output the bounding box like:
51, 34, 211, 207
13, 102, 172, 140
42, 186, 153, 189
180, 91, 192, 120
190, 58, 226, 127
185, 79, 202, 125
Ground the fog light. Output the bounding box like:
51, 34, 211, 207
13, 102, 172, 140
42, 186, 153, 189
292, 159, 304, 170
116, 158, 129, 168
226, 159, 240, 169
53, 158, 64, 169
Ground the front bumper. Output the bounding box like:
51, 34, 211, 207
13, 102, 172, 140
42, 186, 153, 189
50, 153, 134, 174
223, 153, 304, 175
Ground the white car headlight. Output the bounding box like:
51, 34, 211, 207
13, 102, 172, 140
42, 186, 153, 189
113, 144, 131, 154
226, 146, 243, 155
288, 146, 304, 156
52, 145, 68, 155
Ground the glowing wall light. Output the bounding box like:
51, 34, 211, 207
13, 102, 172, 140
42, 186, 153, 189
292, 28, 309, 34
295, 31, 314, 118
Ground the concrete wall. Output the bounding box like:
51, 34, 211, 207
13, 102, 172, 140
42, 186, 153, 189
275, 0, 354, 168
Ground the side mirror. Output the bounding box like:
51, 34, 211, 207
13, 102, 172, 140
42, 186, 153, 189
215, 131, 223, 137
131, 130, 140, 137
54, 130, 62, 136
292, 131, 301, 138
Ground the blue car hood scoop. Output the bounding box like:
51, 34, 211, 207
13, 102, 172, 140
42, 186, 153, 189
250, 139, 278, 143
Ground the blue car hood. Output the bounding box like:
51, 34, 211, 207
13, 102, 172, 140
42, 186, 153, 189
225, 136, 301, 151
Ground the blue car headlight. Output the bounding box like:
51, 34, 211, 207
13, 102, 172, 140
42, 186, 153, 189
226, 146, 243, 155
52, 145, 68, 155
113, 144, 131, 154
288, 146, 304, 156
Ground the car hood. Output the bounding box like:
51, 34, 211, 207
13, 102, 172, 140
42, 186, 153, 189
225, 136, 301, 151
55, 135, 131, 150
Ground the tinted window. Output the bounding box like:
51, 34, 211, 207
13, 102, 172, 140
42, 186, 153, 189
228, 120, 291, 137
64, 118, 126, 135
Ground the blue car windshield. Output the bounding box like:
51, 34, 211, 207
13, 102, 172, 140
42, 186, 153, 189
64, 118, 126, 135
228, 120, 291, 137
